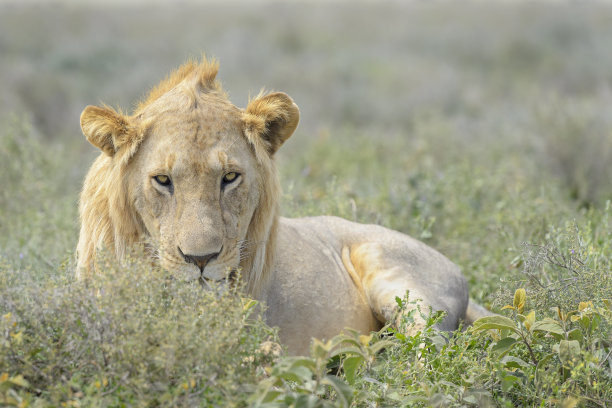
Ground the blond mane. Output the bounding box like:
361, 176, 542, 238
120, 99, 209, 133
135, 57, 224, 113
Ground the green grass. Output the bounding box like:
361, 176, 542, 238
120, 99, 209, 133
1, 2, 611, 407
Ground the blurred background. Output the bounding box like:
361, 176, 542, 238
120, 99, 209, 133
1, 0, 612, 299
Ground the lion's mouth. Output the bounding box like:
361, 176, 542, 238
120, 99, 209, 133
198, 269, 238, 289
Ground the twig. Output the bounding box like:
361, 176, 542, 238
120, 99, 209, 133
598, 347, 612, 370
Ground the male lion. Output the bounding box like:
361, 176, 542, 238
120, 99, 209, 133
77, 58, 488, 355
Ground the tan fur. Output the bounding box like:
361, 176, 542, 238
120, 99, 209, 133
77, 57, 488, 355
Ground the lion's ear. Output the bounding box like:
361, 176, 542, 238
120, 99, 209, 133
243, 92, 299, 155
80, 105, 133, 157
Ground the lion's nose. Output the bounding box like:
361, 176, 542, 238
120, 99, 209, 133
178, 247, 220, 272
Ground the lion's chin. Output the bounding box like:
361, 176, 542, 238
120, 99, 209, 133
164, 262, 238, 290
198, 275, 233, 293
169, 267, 201, 283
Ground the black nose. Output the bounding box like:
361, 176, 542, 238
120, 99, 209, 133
178, 247, 220, 272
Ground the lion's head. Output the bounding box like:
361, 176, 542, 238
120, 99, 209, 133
76, 58, 299, 294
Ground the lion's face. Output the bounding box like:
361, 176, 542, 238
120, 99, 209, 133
77, 60, 299, 287
130, 102, 260, 283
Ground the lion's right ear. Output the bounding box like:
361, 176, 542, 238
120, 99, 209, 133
80, 105, 132, 156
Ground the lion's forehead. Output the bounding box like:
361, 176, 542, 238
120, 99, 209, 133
146, 122, 254, 181
152, 109, 242, 146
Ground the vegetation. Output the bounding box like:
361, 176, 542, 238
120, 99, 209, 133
1, 1, 611, 406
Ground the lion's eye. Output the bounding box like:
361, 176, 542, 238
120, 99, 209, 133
153, 175, 172, 187
222, 172, 240, 185
221, 172, 241, 189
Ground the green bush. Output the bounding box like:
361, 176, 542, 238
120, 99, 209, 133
472, 288, 611, 407
0, 252, 278, 407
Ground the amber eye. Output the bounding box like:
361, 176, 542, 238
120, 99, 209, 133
153, 175, 172, 187
222, 172, 239, 185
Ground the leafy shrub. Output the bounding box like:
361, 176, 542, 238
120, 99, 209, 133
0, 252, 278, 407
252, 328, 395, 408
500, 204, 612, 314
248, 286, 611, 407
472, 289, 611, 407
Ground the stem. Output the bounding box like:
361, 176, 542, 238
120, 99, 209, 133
513, 309, 538, 366
598, 347, 612, 370
518, 329, 538, 366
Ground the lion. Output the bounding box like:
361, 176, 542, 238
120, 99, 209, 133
76, 57, 489, 355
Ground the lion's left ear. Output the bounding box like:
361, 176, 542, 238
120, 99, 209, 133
243, 92, 300, 156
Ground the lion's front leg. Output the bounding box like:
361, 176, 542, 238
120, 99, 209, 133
341, 242, 435, 335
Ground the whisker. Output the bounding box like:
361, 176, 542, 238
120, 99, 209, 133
236, 239, 270, 262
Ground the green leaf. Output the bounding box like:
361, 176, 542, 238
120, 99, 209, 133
342, 356, 364, 385
428, 334, 447, 352
558, 340, 580, 364
386, 391, 402, 401
491, 336, 519, 357
293, 394, 320, 408
369, 339, 396, 354
567, 328, 583, 343
501, 355, 531, 369
260, 389, 282, 403
530, 318, 564, 335
276, 370, 306, 384
395, 296, 404, 308
275, 360, 315, 384
438, 380, 460, 389
579, 315, 591, 331
501, 374, 521, 392
331, 337, 363, 350
329, 346, 365, 359
290, 358, 317, 372
537, 352, 554, 368
472, 316, 519, 335
321, 375, 354, 407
